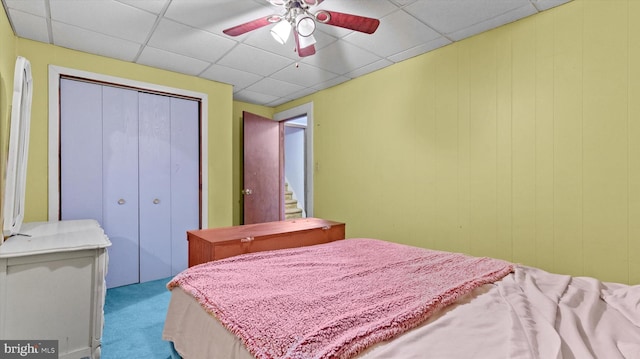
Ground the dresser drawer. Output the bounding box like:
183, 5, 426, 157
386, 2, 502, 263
187, 218, 345, 266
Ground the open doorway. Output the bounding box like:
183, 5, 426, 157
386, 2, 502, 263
275, 102, 314, 219
284, 116, 307, 218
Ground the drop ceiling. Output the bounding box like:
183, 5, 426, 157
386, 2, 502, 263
2, 0, 572, 107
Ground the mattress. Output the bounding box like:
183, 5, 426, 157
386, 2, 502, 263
163, 240, 640, 359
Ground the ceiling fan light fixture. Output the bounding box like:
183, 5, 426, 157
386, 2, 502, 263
295, 14, 316, 37
298, 34, 316, 48
271, 20, 292, 44
223, 1, 380, 57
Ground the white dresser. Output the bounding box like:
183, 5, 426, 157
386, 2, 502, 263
0, 219, 111, 359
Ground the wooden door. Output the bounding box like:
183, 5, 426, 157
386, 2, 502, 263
243, 111, 284, 224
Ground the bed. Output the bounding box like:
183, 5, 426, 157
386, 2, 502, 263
163, 237, 640, 359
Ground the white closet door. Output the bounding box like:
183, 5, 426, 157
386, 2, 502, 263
60, 79, 103, 223
170, 97, 200, 275
61, 80, 200, 287
102, 86, 140, 288
138, 92, 172, 282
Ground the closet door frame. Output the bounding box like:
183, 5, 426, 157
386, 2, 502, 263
47, 65, 208, 228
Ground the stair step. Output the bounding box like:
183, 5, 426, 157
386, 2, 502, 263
285, 207, 303, 219
284, 183, 302, 219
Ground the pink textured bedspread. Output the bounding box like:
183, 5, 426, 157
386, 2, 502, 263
168, 238, 513, 359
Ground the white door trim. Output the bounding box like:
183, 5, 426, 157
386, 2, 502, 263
48, 65, 209, 228
274, 102, 313, 218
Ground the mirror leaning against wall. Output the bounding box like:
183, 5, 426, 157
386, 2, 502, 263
2, 56, 33, 242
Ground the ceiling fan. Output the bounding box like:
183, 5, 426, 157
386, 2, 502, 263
223, 0, 381, 57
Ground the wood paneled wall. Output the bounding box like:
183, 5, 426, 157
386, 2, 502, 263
304, 0, 640, 284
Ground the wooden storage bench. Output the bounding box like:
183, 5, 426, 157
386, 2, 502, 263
187, 218, 345, 266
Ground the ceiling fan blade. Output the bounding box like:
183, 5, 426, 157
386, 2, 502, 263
316, 11, 380, 34
223, 17, 275, 36
294, 33, 316, 57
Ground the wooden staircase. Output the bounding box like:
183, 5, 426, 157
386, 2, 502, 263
285, 183, 303, 219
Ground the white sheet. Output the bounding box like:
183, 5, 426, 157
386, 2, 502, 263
163, 265, 640, 359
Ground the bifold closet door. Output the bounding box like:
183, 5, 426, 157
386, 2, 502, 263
138, 93, 199, 282
61, 79, 199, 287
60, 79, 104, 224
102, 86, 140, 288
61, 80, 141, 288
138, 93, 172, 282
168, 96, 200, 275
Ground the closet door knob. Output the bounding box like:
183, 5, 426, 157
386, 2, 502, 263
118, 199, 126, 205
153, 198, 160, 204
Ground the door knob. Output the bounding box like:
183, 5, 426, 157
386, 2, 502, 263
118, 199, 126, 205
242, 189, 253, 195
153, 198, 160, 204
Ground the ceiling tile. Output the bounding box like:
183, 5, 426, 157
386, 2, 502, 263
116, 0, 169, 14
343, 10, 443, 58
200, 64, 262, 90
345, 58, 394, 78
288, 86, 318, 99
52, 21, 141, 62
301, 40, 381, 75
315, 0, 398, 20
50, 0, 157, 43
234, 88, 280, 105
447, 4, 537, 41
148, 19, 236, 63
164, 0, 273, 35
405, 0, 531, 36
388, 37, 452, 63
266, 98, 295, 107
7, 9, 49, 43
245, 77, 307, 98
389, 0, 417, 6
217, 44, 294, 77
137, 46, 210, 76
4, 0, 46, 17
311, 75, 350, 90
265, 87, 318, 106
270, 62, 339, 88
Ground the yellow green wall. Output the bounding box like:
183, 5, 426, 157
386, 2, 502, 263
0, 8, 235, 229
3, 0, 637, 284
277, 0, 639, 284
0, 4, 16, 234
231, 101, 274, 225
